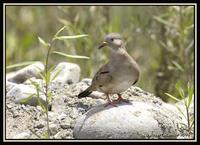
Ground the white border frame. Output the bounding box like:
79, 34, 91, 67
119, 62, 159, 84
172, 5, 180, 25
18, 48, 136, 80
3, 3, 197, 142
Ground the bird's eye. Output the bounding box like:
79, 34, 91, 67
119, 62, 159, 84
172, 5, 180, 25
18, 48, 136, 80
110, 38, 114, 41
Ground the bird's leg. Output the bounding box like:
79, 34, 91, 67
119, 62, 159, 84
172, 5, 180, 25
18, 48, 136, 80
104, 94, 118, 107
114, 93, 130, 103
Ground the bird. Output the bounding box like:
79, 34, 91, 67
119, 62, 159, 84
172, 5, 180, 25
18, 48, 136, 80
78, 33, 140, 106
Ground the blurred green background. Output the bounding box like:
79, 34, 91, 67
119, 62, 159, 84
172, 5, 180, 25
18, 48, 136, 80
6, 5, 194, 102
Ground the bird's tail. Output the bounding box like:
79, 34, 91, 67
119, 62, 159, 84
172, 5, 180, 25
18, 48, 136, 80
78, 87, 92, 98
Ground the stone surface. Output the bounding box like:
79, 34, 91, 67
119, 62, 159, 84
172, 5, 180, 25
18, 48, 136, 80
51, 95, 66, 114
5, 76, 194, 139
73, 101, 179, 139
51, 62, 81, 85
6, 84, 46, 106
6, 81, 18, 93
6, 61, 44, 83
49, 123, 59, 135
12, 131, 31, 139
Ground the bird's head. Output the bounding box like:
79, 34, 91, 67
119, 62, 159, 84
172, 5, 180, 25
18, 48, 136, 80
98, 33, 124, 50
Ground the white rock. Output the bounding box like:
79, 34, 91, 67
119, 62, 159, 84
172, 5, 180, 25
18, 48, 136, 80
49, 123, 59, 135
6, 84, 46, 106
12, 131, 31, 139
51, 62, 80, 85
6, 81, 18, 93
51, 95, 66, 114
73, 101, 179, 139
7, 61, 44, 83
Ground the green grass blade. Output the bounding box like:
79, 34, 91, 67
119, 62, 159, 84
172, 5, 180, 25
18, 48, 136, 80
6, 61, 38, 69
29, 129, 41, 139
48, 65, 56, 73
52, 51, 90, 59
45, 71, 51, 85
38, 72, 45, 81
20, 93, 35, 104
38, 37, 50, 47
54, 34, 88, 40
171, 60, 184, 72
189, 115, 194, 128
175, 104, 187, 119
165, 93, 180, 102
51, 66, 63, 81
47, 91, 52, 102
53, 26, 66, 39
153, 16, 177, 28
187, 82, 194, 108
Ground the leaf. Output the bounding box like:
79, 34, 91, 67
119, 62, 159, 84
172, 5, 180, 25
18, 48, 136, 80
52, 51, 90, 59
51, 65, 63, 81
187, 82, 194, 108
45, 70, 51, 85
189, 115, 194, 127
38, 72, 46, 82
38, 37, 50, 47
29, 129, 41, 139
48, 65, 56, 73
20, 93, 35, 104
33, 65, 44, 72
171, 60, 184, 72
153, 16, 176, 28
165, 93, 180, 102
41, 131, 49, 139
36, 93, 47, 113
54, 34, 88, 40
6, 61, 38, 69
175, 104, 187, 119
53, 26, 66, 39
47, 91, 52, 102
177, 86, 188, 108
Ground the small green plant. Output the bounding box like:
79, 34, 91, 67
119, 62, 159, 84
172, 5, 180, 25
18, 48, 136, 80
6, 26, 89, 139
165, 81, 194, 137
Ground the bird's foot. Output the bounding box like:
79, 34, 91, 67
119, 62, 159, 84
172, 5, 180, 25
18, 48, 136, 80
114, 95, 130, 103
104, 101, 118, 107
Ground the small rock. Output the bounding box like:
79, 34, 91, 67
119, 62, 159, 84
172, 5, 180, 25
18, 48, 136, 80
70, 108, 79, 119
51, 62, 81, 85
12, 131, 31, 139
54, 130, 73, 139
7, 84, 46, 106
60, 116, 72, 129
47, 112, 59, 123
6, 81, 17, 93
58, 112, 67, 121
49, 123, 59, 135
81, 78, 92, 85
51, 95, 66, 114
34, 121, 45, 129
7, 61, 44, 83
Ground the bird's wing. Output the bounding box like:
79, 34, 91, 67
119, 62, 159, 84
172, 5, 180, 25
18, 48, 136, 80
91, 63, 112, 89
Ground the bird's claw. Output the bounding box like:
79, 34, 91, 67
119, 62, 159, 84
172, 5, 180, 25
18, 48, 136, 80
104, 101, 118, 107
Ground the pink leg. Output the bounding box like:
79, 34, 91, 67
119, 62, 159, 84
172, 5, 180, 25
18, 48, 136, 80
114, 94, 130, 103
104, 94, 118, 107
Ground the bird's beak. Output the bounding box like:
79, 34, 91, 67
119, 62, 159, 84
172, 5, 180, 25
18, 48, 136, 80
98, 42, 107, 49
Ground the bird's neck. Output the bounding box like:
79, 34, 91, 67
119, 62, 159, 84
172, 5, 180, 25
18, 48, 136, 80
110, 47, 128, 61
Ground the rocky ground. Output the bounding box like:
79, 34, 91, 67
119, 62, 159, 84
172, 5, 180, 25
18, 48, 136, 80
5, 62, 194, 140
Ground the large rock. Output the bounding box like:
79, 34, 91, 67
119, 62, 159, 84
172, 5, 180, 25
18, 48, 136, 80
73, 101, 179, 139
6, 61, 44, 83
6, 84, 46, 106
51, 62, 80, 85
6, 81, 18, 93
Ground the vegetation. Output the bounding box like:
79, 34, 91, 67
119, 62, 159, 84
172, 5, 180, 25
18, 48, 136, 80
165, 81, 194, 137
6, 6, 194, 102
10, 26, 89, 139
